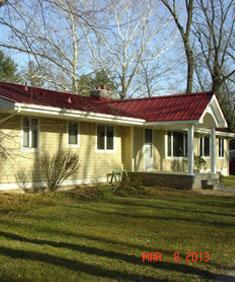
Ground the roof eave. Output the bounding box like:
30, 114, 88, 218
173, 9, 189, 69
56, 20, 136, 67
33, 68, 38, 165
14, 102, 146, 126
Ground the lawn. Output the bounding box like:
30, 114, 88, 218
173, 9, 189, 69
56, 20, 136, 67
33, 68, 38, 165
0, 188, 235, 282
222, 175, 235, 188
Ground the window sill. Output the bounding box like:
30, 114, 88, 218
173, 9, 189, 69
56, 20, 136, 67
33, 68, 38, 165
165, 156, 187, 160
200, 156, 210, 159
67, 144, 80, 148
96, 149, 115, 153
21, 148, 39, 153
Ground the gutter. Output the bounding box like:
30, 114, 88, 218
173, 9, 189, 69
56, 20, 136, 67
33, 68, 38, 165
14, 103, 145, 126
0, 106, 21, 124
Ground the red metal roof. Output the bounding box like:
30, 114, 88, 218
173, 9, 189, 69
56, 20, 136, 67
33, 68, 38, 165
0, 81, 213, 122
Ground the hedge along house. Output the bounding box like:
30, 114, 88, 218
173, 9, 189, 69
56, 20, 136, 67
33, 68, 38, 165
0, 81, 234, 191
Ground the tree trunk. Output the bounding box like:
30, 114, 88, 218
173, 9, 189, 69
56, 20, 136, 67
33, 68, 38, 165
185, 41, 194, 93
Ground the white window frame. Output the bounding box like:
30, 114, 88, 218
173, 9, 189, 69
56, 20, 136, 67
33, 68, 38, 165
67, 121, 80, 148
218, 137, 225, 159
199, 136, 210, 158
21, 117, 39, 151
96, 124, 115, 153
166, 131, 187, 159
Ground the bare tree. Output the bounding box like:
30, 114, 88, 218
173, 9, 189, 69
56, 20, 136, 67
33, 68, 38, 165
194, 0, 235, 130
160, 0, 195, 93
85, 0, 175, 98
0, 0, 103, 92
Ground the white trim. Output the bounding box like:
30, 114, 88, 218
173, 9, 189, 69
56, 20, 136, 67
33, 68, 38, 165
210, 128, 216, 174
67, 121, 80, 148
143, 128, 154, 171
199, 135, 210, 158
20, 116, 40, 153
0, 177, 108, 191
166, 131, 188, 159
218, 137, 225, 159
212, 95, 228, 127
199, 95, 227, 128
145, 120, 197, 126
95, 124, 115, 153
196, 128, 235, 138
164, 132, 168, 159
188, 125, 195, 175
14, 103, 145, 126
130, 126, 135, 172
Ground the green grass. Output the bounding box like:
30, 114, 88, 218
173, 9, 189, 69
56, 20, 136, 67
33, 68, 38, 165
222, 175, 235, 188
0, 188, 235, 281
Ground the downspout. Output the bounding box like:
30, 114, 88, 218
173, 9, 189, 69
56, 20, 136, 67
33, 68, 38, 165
0, 106, 21, 124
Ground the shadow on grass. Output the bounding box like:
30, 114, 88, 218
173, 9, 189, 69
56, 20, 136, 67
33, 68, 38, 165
75, 206, 235, 228
0, 231, 233, 281
105, 198, 235, 218
0, 245, 169, 282
153, 196, 235, 209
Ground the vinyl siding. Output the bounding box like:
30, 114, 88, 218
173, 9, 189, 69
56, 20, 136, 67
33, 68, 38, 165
0, 114, 124, 187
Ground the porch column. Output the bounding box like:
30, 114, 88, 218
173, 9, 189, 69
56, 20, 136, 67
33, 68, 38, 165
130, 126, 135, 172
188, 125, 195, 175
210, 128, 216, 174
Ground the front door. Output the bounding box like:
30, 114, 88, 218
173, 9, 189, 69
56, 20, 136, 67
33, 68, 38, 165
144, 129, 153, 171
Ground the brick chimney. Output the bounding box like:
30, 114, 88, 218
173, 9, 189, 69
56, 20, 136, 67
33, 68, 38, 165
90, 85, 118, 99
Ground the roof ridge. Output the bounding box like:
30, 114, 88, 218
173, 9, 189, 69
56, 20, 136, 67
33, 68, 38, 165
105, 91, 213, 104
0, 81, 213, 102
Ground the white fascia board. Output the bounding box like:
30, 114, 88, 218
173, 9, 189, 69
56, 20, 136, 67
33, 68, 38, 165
199, 95, 227, 128
212, 95, 228, 127
14, 102, 145, 126
196, 128, 235, 138
145, 120, 198, 126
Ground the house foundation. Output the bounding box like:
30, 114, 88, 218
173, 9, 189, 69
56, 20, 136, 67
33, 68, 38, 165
128, 172, 220, 190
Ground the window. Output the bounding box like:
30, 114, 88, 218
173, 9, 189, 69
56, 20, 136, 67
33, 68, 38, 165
145, 129, 153, 158
200, 136, 210, 157
68, 122, 79, 145
167, 131, 187, 157
145, 129, 153, 144
97, 125, 114, 150
218, 137, 224, 158
22, 117, 38, 149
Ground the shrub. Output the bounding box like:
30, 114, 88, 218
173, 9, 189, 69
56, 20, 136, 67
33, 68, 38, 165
15, 169, 30, 191
194, 155, 206, 172
39, 151, 80, 191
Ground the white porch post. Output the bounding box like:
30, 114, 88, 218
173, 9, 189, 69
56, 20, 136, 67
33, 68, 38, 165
188, 125, 195, 175
210, 128, 216, 174
130, 126, 135, 172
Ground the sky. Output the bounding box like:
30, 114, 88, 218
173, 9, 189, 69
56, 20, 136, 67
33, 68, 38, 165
0, 0, 195, 96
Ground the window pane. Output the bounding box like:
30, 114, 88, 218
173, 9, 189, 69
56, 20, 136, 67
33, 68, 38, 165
184, 134, 188, 157
167, 132, 172, 157
200, 137, 203, 156
145, 129, 152, 144
23, 118, 30, 148
97, 125, 105, 150
106, 126, 114, 150
68, 122, 78, 145
173, 132, 184, 157
219, 138, 224, 157
204, 137, 210, 156
31, 119, 38, 148
222, 138, 224, 157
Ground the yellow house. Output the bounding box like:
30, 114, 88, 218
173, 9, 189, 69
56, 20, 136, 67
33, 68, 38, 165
0, 82, 234, 191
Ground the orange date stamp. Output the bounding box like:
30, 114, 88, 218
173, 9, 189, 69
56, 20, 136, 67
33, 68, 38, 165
141, 251, 210, 264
